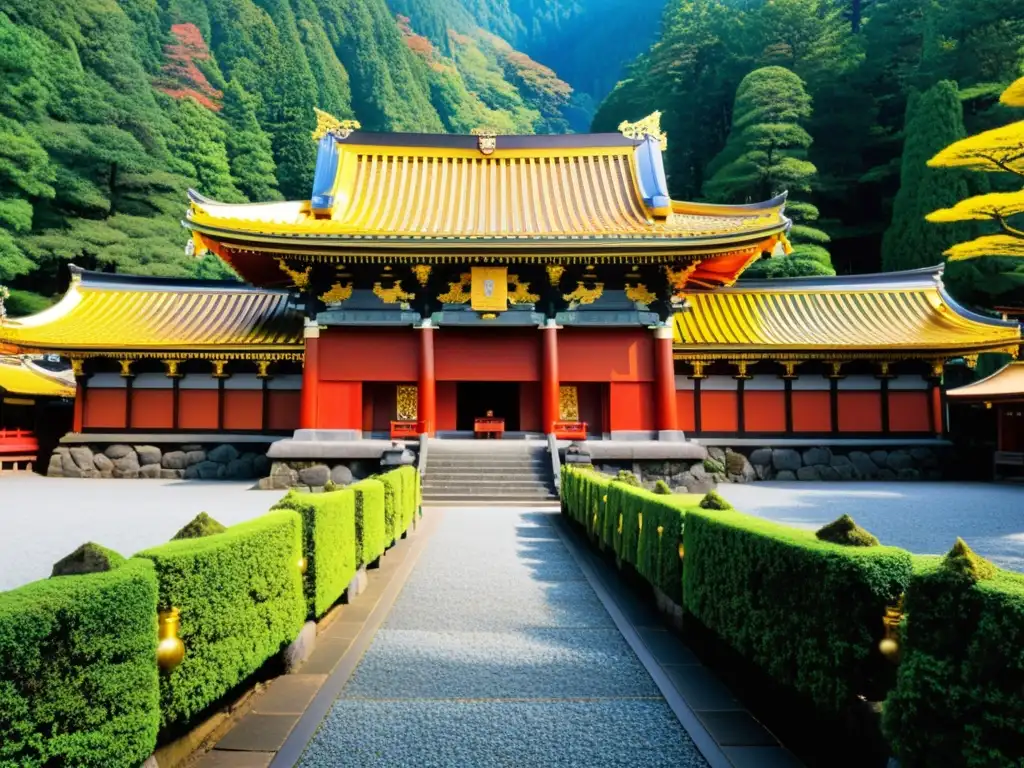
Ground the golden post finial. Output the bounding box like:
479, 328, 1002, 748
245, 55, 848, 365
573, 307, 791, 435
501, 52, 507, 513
618, 112, 668, 150
311, 108, 360, 141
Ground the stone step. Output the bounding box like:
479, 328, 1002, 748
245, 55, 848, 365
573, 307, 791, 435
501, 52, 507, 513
423, 492, 559, 504
422, 497, 561, 507
424, 472, 551, 483
423, 481, 553, 493
426, 458, 549, 467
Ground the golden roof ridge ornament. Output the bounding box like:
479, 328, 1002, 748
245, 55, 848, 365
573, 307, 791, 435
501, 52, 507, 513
618, 111, 667, 151
312, 108, 361, 141
471, 127, 498, 156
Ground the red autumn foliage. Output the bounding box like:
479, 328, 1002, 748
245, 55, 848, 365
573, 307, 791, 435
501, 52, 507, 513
155, 23, 222, 111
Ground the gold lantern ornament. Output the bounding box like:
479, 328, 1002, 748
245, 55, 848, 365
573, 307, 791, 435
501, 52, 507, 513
157, 608, 186, 671
297, 556, 308, 575
879, 597, 904, 662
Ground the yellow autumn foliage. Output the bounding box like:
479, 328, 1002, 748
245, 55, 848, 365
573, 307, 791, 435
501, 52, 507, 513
1001, 76, 1024, 108
927, 121, 1024, 174
945, 235, 1024, 261
927, 191, 1024, 223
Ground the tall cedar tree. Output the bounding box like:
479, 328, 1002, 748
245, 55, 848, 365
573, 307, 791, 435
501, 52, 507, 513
222, 80, 282, 202
703, 66, 834, 278
881, 81, 972, 272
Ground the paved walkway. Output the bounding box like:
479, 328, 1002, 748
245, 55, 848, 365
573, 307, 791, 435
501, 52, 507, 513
718, 482, 1024, 572
295, 508, 709, 767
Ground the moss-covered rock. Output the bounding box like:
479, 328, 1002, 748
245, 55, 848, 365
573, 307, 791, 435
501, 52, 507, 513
172, 512, 226, 540
941, 537, 996, 582
653, 479, 672, 495
51, 542, 126, 577
703, 458, 725, 474
614, 469, 641, 487
815, 514, 879, 547
699, 490, 732, 510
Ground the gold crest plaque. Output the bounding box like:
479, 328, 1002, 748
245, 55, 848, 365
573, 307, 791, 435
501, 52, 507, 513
471, 267, 508, 312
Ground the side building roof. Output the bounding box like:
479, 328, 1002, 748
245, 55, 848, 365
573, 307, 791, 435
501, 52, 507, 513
674, 266, 1021, 359
0, 267, 302, 359
0, 356, 75, 398
947, 361, 1024, 401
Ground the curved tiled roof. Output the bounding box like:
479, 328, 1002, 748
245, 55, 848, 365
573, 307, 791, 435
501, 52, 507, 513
0, 268, 302, 354
0, 357, 75, 398
947, 361, 1024, 400
673, 266, 1021, 355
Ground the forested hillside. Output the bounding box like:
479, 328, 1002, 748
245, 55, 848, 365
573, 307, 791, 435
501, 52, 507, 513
0, 0, 662, 312
594, 0, 1024, 302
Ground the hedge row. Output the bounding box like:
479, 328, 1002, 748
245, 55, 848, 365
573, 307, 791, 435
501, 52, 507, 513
0, 560, 160, 768
0, 466, 421, 763
883, 560, 1024, 767
561, 465, 1024, 764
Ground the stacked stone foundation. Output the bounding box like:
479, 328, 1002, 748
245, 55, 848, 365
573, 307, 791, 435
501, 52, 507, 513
46, 443, 271, 480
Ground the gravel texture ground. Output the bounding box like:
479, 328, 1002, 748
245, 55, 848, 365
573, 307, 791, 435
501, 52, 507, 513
300, 507, 707, 767
717, 481, 1024, 572
0, 474, 285, 591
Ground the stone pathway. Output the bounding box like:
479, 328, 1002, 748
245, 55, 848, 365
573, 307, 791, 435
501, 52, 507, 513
295, 508, 709, 767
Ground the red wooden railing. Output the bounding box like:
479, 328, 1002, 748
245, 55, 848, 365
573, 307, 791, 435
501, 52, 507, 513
0, 428, 38, 472
553, 421, 588, 440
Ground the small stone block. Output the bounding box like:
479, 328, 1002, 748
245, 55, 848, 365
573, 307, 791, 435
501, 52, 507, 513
346, 567, 369, 599
722, 746, 804, 768
638, 628, 698, 665
213, 714, 297, 753
662, 664, 741, 711
283, 621, 316, 673
299, 636, 354, 675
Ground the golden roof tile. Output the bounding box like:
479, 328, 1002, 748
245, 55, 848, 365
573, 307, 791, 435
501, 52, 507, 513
0, 269, 301, 354
0, 357, 75, 398
674, 266, 1021, 355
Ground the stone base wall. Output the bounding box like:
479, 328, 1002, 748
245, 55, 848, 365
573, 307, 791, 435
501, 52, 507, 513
256, 460, 381, 491
592, 445, 946, 493
46, 443, 270, 480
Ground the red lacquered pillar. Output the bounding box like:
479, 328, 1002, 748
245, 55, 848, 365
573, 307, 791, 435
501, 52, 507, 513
418, 323, 436, 436
299, 320, 320, 429
72, 375, 85, 433
653, 324, 679, 436
541, 320, 560, 435
930, 362, 945, 438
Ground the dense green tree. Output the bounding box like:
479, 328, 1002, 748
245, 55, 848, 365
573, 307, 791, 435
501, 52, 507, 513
881, 81, 974, 272
703, 66, 834, 278
222, 80, 281, 201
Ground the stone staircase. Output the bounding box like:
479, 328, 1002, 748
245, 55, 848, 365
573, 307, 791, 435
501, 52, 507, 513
421, 439, 558, 505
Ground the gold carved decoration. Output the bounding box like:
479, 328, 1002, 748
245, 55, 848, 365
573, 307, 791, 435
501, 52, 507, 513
781, 361, 799, 379
471, 266, 508, 312
471, 127, 498, 155
618, 111, 668, 150
277, 259, 311, 290
563, 281, 604, 306
664, 263, 699, 296
373, 281, 415, 305
625, 283, 657, 306
481, 313, 498, 320
559, 386, 580, 421
508, 274, 540, 305
257, 360, 271, 379
319, 282, 353, 305
438, 273, 472, 304
157, 608, 186, 671
963, 353, 979, 370
879, 594, 905, 662
118, 359, 134, 378
828, 362, 845, 379
876, 361, 893, 379
546, 264, 565, 287
412, 264, 432, 287
211, 360, 229, 378
731, 360, 751, 380
396, 385, 418, 421
312, 108, 360, 141
930, 360, 945, 379
69, 358, 84, 377
689, 361, 706, 380
162, 359, 183, 378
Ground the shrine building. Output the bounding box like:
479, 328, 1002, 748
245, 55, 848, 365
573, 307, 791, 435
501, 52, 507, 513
0, 116, 1019, 452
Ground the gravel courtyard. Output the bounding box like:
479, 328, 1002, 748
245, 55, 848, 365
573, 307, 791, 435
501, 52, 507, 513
718, 482, 1024, 572
0, 475, 285, 591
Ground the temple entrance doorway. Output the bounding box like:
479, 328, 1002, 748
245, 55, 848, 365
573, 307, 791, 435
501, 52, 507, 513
456, 382, 520, 431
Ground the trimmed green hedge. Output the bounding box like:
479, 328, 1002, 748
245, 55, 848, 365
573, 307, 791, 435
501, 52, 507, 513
352, 478, 387, 567
273, 489, 358, 618
137, 510, 305, 731
883, 560, 1024, 767
683, 508, 913, 714
0, 560, 159, 768
379, 466, 419, 544
636, 493, 691, 604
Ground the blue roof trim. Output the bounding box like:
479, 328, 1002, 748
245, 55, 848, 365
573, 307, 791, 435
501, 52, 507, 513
633, 135, 670, 213
311, 135, 340, 212
937, 280, 1021, 330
